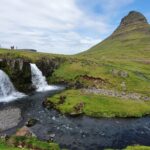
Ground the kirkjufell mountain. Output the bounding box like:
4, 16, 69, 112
80, 11, 150, 60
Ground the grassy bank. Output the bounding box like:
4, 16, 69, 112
47, 89, 150, 118
124, 145, 150, 150
0, 48, 67, 61
0, 140, 26, 150
0, 136, 60, 150
0, 48, 150, 95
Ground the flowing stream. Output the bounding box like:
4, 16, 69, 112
0, 70, 25, 102
1, 89, 150, 150
30, 63, 58, 92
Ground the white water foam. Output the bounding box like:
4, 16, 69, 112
0, 70, 25, 102
30, 63, 59, 92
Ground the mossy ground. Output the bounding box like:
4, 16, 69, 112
0, 48, 149, 96
0, 141, 26, 150
0, 136, 60, 150
124, 145, 150, 150
47, 89, 150, 118
106, 145, 150, 150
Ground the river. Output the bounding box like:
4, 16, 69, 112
0, 88, 150, 150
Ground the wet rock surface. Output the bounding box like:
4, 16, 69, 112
0, 58, 33, 93
36, 57, 65, 78
0, 107, 21, 131
26, 118, 38, 127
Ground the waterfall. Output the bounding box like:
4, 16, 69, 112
0, 70, 25, 102
30, 63, 58, 92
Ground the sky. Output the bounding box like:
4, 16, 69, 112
0, 0, 150, 54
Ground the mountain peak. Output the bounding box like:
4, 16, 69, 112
120, 11, 148, 27
112, 11, 149, 37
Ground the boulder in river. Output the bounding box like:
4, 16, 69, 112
26, 118, 38, 127
0, 108, 21, 131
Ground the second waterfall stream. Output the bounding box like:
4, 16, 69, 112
30, 63, 58, 92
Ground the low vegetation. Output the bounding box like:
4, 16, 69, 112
124, 145, 150, 150
46, 89, 150, 118
0, 136, 60, 150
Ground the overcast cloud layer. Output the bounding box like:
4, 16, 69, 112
0, 0, 148, 54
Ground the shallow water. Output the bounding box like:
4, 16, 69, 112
1, 88, 150, 150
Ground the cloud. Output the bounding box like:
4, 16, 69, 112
0, 0, 134, 54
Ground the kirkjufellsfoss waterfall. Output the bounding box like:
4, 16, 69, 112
0, 70, 25, 102
30, 63, 58, 91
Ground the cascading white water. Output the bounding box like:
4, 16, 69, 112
30, 63, 58, 92
0, 70, 25, 102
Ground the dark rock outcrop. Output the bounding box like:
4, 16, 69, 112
0, 58, 34, 93
36, 57, 64, 78
42, 98, 55, 109
26, 118, 38, 127
119, 11, 148, 28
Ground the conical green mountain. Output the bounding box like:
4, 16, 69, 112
80, 11, 150, 60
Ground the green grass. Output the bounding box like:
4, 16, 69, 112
0, 136, 60, 150
124, 145, 150, 150
48, 89, 150, 118
79, 23, 150, 60
51, 59, 150, 95
106, 145, 150, 150
0, 48, 67, 62
0, 140, 28, 150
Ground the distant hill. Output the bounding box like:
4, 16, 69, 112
79, 11, 150, 60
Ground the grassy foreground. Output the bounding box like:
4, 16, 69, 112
106, 145, 150, 150
124, 145, 150, 150
47, 89, 150, 118
0, 136, 60, 150
0, 141, 26, 150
